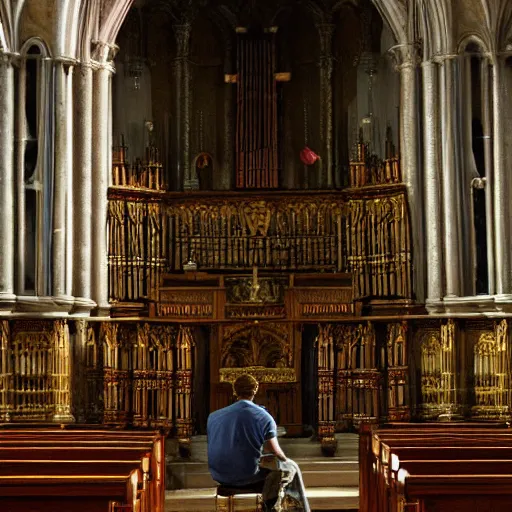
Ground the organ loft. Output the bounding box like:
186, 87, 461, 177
1, 0, 512, 511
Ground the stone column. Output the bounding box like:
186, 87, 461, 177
72, 63, 96, 314
52, 60, 74, 310
175, 24, 196, 191
492, 56, 511, 297
421, 60, 443, 305
438, 55, 462, 297
317, 24, 335, 189
91, 61, 113, 316
391, 44, 424, 302
480, 58, 495, 295
0, 52, 15, 311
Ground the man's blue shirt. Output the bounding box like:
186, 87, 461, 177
207, 400, 277, 485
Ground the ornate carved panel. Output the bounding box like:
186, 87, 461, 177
158, 289, 215, 319
334, 322, 382, 429
470, 319, 510, 420
294, 287, 355, 318
86, 322, 194, 439
220, 323, 293, 370
416, 319, 461, 420
212, 322, 301, 433
0, 320, 73, 423
386, 322, 410, 421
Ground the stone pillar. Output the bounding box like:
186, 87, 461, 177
91, 61, 113, 316
481, 58, 495, 295
391, 44, 424, 302
438, 55, 462, 297
175, 24, 196, 191
492, 56, 511, 297
52, 61, 67, 299
317, 24, 335, 189
72, 63, 96, 314
52, 60, 75, 310
422, 60, 443, 305
0, 52, 15, 311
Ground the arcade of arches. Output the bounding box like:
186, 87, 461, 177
1, 0, 512, 510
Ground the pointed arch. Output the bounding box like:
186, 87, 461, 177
0, 0, 25, 52
76, 0, 101, 62
370, 0, 407, 45
54, 0, 82, 57
98, 0, 135, 50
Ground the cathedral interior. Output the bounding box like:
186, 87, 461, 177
1, 0, 512, 511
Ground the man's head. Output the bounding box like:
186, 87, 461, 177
233, 374, 259, 400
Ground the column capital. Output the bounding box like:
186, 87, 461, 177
316, 23, 335, 58
388, 43, 421, 70
431, 53, 459, 64
53, 56, 78, 76
0, 49, 19, 66
91, 40, 119, 64
174, 24, 192, 57
90, 59, 116, 74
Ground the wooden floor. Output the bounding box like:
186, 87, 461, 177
165, 434, 359, 511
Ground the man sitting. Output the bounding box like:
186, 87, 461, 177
207, 374, 310, 511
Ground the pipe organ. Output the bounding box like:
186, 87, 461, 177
235, 28, 281, 189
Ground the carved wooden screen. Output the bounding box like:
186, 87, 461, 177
236, 30, 278, 189
211, 322, 302, 435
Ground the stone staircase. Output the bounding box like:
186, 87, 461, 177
165, 434, 359, 511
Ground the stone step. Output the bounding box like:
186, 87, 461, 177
165, 486, 359, 511
168, 433, 359, 463
167, 460, 359, 490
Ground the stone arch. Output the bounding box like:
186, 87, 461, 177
478, 0, 512, 53
75, 0, 100, 62
85, 0, 410, 57
19, 35, 51, 57
370, 0, 407, 45
53, 0, 81, 58
98, 0, 135, 50
457, 34, 488, 55
417, 0, 452, 58
0, 0, 25, 52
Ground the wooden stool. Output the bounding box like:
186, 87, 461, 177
216, 484, 263, 512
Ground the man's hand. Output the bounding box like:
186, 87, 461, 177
264, 437, 287, 462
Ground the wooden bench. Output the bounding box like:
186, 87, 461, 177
395, 474, 512, 512
0, 473, 141, 512
381, 444, 512, 512
360, 424, 512, 512
0, 429, 164, 512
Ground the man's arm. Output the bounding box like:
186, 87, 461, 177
263, 436, 287, 462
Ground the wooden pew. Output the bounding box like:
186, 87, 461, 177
360, 424, 512, 512
0, 459, 146, 476
381, 444, 512, 512
395, 474, 512, 512
389, 459, 512, 511
0, 429, 164, 512
0, 472, 141, 512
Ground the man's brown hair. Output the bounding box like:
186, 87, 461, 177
233, 374, 259, 399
